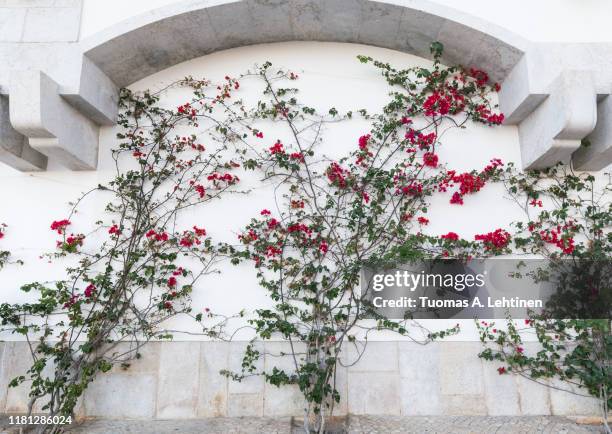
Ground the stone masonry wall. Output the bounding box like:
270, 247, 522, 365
0, 341, 600, 419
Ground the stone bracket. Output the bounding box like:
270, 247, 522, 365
572, 94, 612, 170
517, 71, 598, 169
60, 56, 119, 126
0, 95, 48, 171
9, 70, 100, 170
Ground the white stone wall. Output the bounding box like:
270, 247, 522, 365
0, 341, 601, 418
79, 0, 612, 43
0, 42, 535, 342
1, 4, 610, 420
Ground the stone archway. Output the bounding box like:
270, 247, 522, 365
0, 0, 610, 171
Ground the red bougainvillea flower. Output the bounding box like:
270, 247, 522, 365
265, 245, 282, 257
358, 134, 370, 150
319, 241, 329, 254
423, 152, 439, 168
441, 232, 460, 240
423, 91, 451, 116
539, 226, 576, 254
269, 141, 285, 155
417, 217, 429, 225
483, 158, 504, 174
66, 234, 84, 246
63, 294, 79, 309
57, 233, 85, 252
469, 68, 489, 87
475, 104, 505, 125
450, 192, 464, 205
180, 237, 194, 247
167, 277, 177, 288
475, 229, 511, 250
529, 199, 543, 207
287, 223, 311, 235
146, 229, 169, 242
326, 162, 349, 188
51, 219, 71, 234
261, 209, 271, 216
193, 226, 206, 237
108, 225, 121, 235
406, 129, 436, 150
84, 284, 96, 298
497, 367, 507, 375
267, 218, 279, 229
194, 184, 206, 198
399, 182, 423, 197
207, 172, 239, 184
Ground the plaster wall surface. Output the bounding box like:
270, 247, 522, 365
1, 41, 610, 342
0, 4, 609, 421
0, 42, 558, 342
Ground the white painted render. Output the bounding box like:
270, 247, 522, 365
0, 2, 608, 419
0, 41, 607, 342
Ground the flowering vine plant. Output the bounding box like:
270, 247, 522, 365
477, 166, 611, 432
0, 82, 245, 433
0, 40, 608, 434
210, 42, 512, 432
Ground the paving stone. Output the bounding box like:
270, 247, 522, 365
227, 393, 263, 417
103, 341, 161, 375
0, 343, 6, 412
548, 379, 601, 416
398, 342, 442, 415
197, 341, 229, 417
263, 342, 306, 417
54, 415, 602, 433
516, 375, 552, 415
156, 342, 200, 418
228, 342, 264, 395
345, 415, 601, 434
83, 373, 157, 419
333, 363, 349, 416
3, 342, 36, 414
439, 342, 485, 396
64, 417, 291, 434
346, 341, 398, 373
347, 372, 401, 415
482, 361, 521, 416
